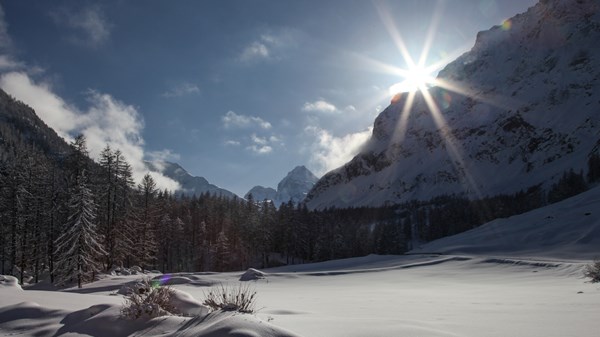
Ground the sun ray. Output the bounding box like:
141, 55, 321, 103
369, 0, 491, 200
419, 87, 484, 199
423, 42, 474, 73
431, 77, 519, 111
349, 52, 413, 77
374, 1, 416, 68
418, 0, 445, 68
390, 90, 417, 144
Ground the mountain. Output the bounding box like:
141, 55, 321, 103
245, 165, 319, 206
306, 0, 600, 209
0, 89, 71, 160
145, 161, 238, 199
245, 185, 277, 203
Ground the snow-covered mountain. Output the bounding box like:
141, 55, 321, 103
146, 161, 238, 199
245, 185, 277, 203
306, 0, 600, 209
245, 165, 319, 206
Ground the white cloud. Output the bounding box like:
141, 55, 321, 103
0, 71, 181, 192
245, 133, 284, 155
222, 110, 272, 129
345, 105, 356, 112
247, 144, 272, 154
0, 72, 79, 139
302, 99, 337, 113
240, 41, 270, 61
0, 55, 23, 70
51, 5, 112, 48
224, 140, 241, 146
250, 134, 268, 145
238, 29, 299, 62
162, 82, 200, 98
306, 125, 373, 175
147, 148, 181, 168
148, 149, 181, 162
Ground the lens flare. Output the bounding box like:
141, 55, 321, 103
159, 274, 171, 286
370, 0, 496, 201
502, 19, 512, 31
388, 65, 435, 95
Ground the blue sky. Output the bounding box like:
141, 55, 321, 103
0, 0, 536, 196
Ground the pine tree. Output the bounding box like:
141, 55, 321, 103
113, 156, 137, 268
54, 169, 106, 288
98, 144, 117, 270
213, 230, 230, 272
136, 173, 158, 270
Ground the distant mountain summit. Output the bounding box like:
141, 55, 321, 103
245, 186, 277, 203
306, 0, 600, 209
146, 161, 238, 199
245, 165, 319, 206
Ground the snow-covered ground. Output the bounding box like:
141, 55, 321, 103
1, 187, 599, 336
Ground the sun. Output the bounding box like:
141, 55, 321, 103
388, 65, 435, 96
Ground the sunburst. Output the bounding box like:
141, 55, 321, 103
368, 0, 488, 199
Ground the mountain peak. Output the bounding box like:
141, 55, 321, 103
245, 165, 319, 206
145, 161, 237, 198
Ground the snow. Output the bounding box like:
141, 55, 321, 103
1, 193, 599, 337
412, 185, 600, 260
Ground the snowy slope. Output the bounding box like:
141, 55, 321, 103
412, 185, 600, 260
145, 161, 238, 198
246, 166, 319, 206
1, 253, 598, 337
307, 0, 600, 209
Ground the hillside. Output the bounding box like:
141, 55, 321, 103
306, 0, 600, 209
412, 185, 600, 260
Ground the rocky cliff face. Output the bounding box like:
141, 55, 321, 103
306, 0, 600, 209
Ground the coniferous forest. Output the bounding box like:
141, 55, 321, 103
1, 91, 600, 287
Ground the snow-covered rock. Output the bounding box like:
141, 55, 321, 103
0, 275, 21, 290
306, 0, 600, 209
239, 268, 266, 281
169, 288, 210, 317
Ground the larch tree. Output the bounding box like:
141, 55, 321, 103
136, 173, 158, 270
54, 169, 106, 288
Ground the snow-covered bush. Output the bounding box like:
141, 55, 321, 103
203, 283, 257, 313
584, 259, 600, 283
121, 278, 177, 319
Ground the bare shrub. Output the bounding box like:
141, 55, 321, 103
584, 259, 600, 283
203, 283, 257, 313
121, 278, 177, 319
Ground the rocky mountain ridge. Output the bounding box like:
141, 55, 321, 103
145, 161, 238, 199
306, 0, 600, 209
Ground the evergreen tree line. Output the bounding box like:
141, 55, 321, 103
1, 125, 599, 287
